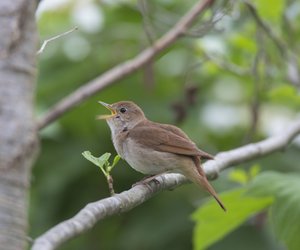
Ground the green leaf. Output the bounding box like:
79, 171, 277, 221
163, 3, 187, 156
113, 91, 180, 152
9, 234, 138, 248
191, 188, 273, 250
268, 85, 300, 107
228, 169, 248, 185
249, 164, 261, 179
82, 151, 111, 176
112, 155, 121, 168
249, 171, 300, 250
82, 151, 111, 167
230, 34, 257, 53
107, 154, 121, 172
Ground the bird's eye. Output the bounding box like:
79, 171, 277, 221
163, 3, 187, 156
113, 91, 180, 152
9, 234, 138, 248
120, 107, 127, 113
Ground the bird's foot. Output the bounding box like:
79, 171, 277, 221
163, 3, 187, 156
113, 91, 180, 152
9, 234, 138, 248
132, 174, 160, 187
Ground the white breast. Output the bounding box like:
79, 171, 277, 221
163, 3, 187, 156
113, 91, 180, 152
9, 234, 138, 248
122, 138, 186, 175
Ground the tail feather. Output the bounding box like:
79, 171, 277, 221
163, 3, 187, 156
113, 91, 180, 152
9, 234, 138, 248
202, 178, 226, 212
185, 157, 227, 212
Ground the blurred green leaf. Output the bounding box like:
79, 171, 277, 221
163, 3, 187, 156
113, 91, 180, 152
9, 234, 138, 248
230, 34, 256, 53
252, 0, 285, 24
229, 165, 261, 185
249, 164, 261, 179
249, 171, 300, 250
191, 188, 273, 250
268, 85, 300, 107
229, 169, 248, 185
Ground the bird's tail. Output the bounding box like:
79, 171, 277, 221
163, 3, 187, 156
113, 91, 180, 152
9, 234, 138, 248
183, 158, 226, 212
199, 177, 226, 212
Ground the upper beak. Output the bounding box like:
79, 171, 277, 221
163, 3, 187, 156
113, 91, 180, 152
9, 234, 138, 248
97, 101, 117, 119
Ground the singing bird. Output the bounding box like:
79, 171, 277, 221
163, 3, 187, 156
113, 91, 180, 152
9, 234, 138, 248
98, 101, 226, 211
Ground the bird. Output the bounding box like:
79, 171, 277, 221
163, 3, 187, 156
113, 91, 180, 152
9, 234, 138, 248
98, 101, 226, 211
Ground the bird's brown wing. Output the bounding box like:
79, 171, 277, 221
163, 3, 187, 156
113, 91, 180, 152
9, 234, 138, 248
147, 121, 214, 159
129, 124, 213, 159
151, 121, 191, 140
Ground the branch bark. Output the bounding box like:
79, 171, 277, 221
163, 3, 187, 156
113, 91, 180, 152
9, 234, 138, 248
0, 1, 38, 250
31, 118, 300, 250
37, 0, 215, 130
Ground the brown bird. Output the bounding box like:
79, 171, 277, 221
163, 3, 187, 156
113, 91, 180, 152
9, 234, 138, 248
98, 101, 226, 211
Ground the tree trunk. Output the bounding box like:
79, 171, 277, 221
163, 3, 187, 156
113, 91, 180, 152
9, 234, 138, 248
0, 1, 38, 250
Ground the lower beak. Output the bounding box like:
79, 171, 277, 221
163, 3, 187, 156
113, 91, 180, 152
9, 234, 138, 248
97, 101, 117, 119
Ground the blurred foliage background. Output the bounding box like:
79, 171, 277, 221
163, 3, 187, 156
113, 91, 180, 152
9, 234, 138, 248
32, 0, 300, 249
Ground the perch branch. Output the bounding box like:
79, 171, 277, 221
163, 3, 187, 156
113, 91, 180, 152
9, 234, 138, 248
31, 118, 300, 250
37, 0, 215, 130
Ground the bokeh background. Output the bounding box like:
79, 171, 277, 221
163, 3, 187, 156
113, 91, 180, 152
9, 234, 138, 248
32, 0, 300, 249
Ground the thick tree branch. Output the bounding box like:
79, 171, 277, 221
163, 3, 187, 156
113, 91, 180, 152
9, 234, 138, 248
31, 118, 300, 250
0, 1, 38, 250
37, 0, 215, 130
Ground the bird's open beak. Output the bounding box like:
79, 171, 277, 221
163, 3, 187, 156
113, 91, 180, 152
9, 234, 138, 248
97, 101, 117, 119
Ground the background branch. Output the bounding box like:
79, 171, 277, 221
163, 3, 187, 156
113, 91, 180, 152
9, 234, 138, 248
31, 118, 300, 250
245, 1, 300, 87
203, 51, 250, 76
244, 1, 286, 56
37, 0, 215, 130
37, 26, 78, 55
243, 30, 265, 143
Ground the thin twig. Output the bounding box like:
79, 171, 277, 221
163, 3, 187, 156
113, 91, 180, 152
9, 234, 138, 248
138, 0, 156, 88
37, 26, 78, 55
138, 0, 157, 44
31, 118, 300, 250
244, 2, 285, 56
107, 175, 115, 196
37, 0, 215, 130
184, 7, 223, 37
203, 51, 250, 76
243, 30, 264, 143
245, 1, 300, 87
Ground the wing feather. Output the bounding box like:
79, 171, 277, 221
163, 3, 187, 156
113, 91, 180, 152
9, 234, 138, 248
129, 124, 213, 159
